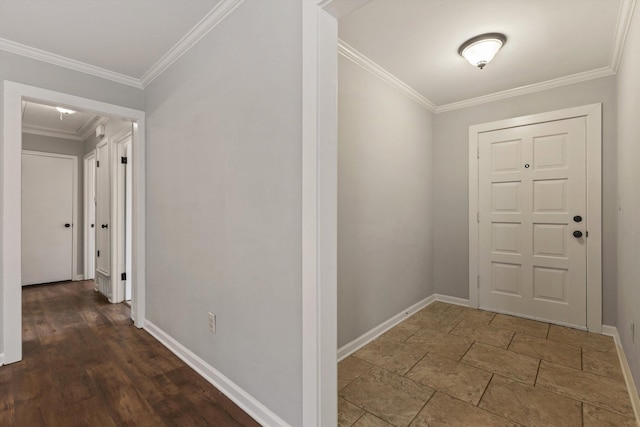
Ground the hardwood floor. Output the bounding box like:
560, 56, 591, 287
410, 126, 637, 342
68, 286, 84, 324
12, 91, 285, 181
0, 280, 260, 426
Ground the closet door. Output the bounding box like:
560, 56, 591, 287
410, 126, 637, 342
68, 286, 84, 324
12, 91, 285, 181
96, 140, 110, 276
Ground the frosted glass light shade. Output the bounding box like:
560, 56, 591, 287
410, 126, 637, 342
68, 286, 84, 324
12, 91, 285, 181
459, 33, 506, 69
55, 107, 76, 115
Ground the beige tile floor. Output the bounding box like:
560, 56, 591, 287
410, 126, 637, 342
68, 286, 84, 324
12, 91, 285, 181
338, 302, 638, 427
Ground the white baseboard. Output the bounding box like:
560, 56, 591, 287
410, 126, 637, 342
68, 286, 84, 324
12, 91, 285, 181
143, 321, 290, 427
73, 274, 85, 281
602, 325, 640, 423
337, 294, 436, 361
0, 352, 4, 366
434, 294, 469, 307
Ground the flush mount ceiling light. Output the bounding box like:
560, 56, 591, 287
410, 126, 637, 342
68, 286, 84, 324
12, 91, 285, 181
55, 106, 76, 120
458, 33, 507, 70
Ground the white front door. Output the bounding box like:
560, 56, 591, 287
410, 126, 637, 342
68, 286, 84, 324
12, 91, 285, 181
478, 117, 587, 328
22, 151, 75, 285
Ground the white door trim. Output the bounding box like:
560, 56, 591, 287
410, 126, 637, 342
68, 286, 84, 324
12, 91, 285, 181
468, 103, 602, 332
3, 81, 146, 365
83, 151, 96, 281
22, 150, 78, 284
111, 128, 132, 304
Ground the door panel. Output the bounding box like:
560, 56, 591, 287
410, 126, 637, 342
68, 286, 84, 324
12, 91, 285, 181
22, 152, 74, 285
96, 141, 110, 275
478, 117, 587, 327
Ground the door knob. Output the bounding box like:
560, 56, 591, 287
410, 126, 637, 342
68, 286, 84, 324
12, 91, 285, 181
91, 224, 94, 228
573, 230, 583, 238
573, 215, 583, 223
64, 223, 71, 228
101, 224, 108, 229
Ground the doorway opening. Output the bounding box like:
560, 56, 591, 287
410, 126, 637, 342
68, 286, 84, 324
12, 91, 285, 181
2, 81, 146, 365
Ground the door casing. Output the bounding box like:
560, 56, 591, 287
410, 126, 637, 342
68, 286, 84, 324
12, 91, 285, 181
2, 81, 146, 365
468, 103, 602, 332
83, 151, 96, 281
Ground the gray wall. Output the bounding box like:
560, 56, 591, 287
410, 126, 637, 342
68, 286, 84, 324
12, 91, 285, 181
22, 133, 86, 278
0, 50, 143, 354
616, 5, 640, 391
432, 76, 618, 325
338, 56, 434, 347
143, 1, 302, 424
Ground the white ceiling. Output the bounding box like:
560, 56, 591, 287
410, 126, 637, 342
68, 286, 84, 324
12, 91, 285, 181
0, 0, 634, 110
0, 0, 221, 84
339, 0, 631, 109
22, 101, 107, 141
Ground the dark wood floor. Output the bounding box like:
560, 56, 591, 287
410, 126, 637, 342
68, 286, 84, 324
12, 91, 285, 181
0, 280, 260, 426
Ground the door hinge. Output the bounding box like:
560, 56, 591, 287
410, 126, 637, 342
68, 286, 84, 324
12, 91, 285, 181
97, 250, 100, 257
477, 212, 480, 223
97, 160, 100, 167
121, 156, 128, 164
477, 275, 480, 288
121, 272, 127, 281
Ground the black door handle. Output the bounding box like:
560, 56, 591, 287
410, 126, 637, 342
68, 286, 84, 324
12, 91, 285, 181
64, 223, 71, 228
573, 215, 583, 223
91, 224, 94, 228
573, 230, 583, 238
101, 224, 108, 229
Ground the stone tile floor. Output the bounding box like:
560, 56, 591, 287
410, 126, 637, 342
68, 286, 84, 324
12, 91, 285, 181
338, 302, 638, 426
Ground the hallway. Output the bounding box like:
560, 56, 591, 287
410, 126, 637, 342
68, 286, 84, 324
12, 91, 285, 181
0, 281, 258, 426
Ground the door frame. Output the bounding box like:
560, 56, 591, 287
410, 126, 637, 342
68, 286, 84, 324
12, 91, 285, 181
2, 81, 146, 365
111, 128, 132, 303
22, 150, 78, 284
468, 103, 602, 332
83, 151, 96, 281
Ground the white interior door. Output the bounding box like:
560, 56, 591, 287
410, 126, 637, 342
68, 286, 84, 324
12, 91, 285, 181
96, 140, 110, 276
84, 153, 96, 280
478, 117, 587, 327
22, 151, 75, 285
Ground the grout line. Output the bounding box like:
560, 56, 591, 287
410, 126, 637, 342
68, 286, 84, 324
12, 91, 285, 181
506, 330, 516, 349
476, 373, 495, 407
407, 390, 436, 426
404, 350, 430, 377
580, 347, 583, 371
533, 358, 542, 386
580, 401, 584, 427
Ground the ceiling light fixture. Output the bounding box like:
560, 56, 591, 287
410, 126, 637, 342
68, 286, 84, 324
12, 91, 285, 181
56, 106, 76, 120
458, 33, 507, 70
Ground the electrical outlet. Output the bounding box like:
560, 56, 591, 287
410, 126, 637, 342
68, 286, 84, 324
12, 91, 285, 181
208, 312, 216, 334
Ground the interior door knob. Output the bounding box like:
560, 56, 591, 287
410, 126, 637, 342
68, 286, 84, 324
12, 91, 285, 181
64, 223, 71, 228
573, 230, 583, 238
573, 215, 583, 223
101, 224, 108, 229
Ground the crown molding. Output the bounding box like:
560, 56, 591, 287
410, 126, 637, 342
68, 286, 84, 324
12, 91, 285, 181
435, 66, 615, 113
338, 39, 436, 112
611, 0, 637, 72
139, 0, 245, 88
79, 116, 109, 141
0, 38, 143, 89
22, 125, 84, 141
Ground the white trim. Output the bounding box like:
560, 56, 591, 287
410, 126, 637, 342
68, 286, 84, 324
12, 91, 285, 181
338, 40, 436, 112
468, 104, 602, 332
73, 274, 84, 281
302, 2, 338, 426
83, 151, 96, 281
79, 117, 109, 142
21, 150, 79, 285
2, 81, 146, 364
143, 321, 290, 427
22, 126, 84, 141
435, 67, 614, 113
337, 295, 436, 361
0, 353, 3, 366
434, 294, 470, 307
611, 0, 638, 72
602, 325, 640, 423
140, 0, 245, 87
0, 38, 142, 89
